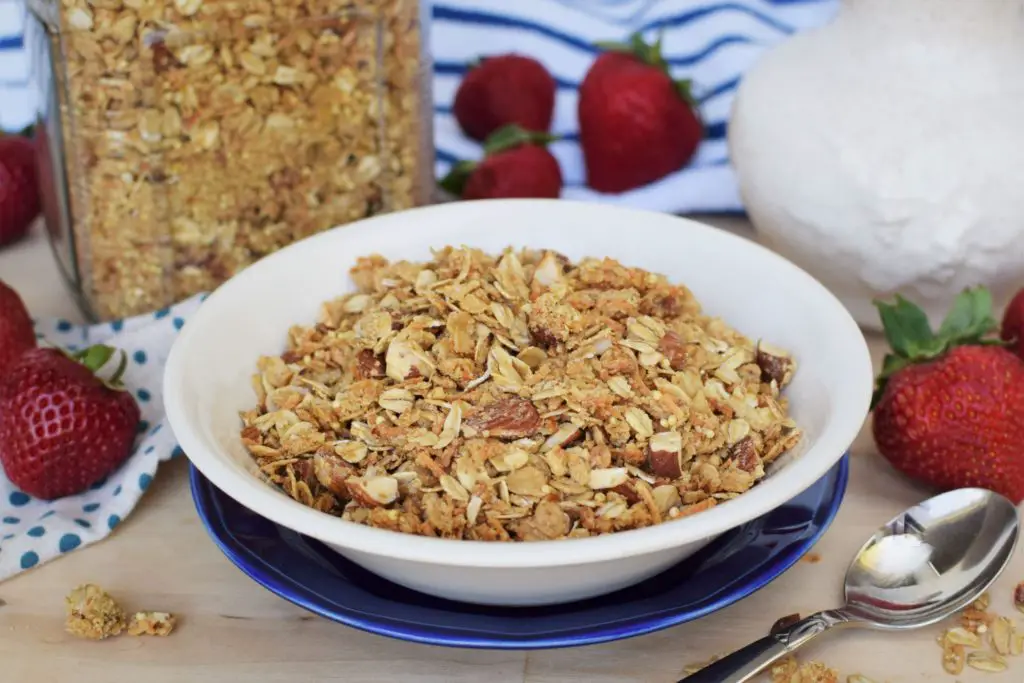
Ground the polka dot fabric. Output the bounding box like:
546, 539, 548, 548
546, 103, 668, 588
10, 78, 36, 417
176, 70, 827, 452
0, 294, 207, 582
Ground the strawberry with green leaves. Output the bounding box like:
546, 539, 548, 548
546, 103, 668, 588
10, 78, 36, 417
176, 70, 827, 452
0, 344, 140, 500
578, 32, 703, 194
440, 124, 563, 201
871, 286, 1024, 503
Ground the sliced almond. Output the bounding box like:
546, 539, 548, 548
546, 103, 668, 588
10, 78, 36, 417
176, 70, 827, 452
434, 401, 462, 450
466, 495, 483, 525
541, 423, 581, 452
439, 474, 469, 502
647, 431, 683, 478
463, 397, 540, 440
588, 467, 628, 490
347, 476, 399, 507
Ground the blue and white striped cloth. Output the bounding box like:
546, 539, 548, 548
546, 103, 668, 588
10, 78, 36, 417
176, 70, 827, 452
0, 0, 837, 213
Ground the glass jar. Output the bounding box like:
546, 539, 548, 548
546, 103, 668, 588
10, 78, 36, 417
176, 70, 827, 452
26, 0, 433, 320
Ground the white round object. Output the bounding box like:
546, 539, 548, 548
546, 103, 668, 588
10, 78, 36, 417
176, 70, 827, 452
163, 199, 872, 606
729, 0, 1024, 331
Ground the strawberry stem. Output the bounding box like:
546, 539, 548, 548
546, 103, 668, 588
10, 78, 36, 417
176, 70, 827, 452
68, 344, 130, 391
871, 286, 1005, 409
73, 345, 115, 373
108, 350, 129, 387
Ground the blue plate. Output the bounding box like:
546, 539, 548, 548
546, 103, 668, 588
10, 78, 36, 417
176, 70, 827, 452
190, 455, 849, 650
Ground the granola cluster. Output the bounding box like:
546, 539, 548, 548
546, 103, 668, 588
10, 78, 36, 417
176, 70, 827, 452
64, 584, 176, 640
47, 0, 429, 319
240, 247, 802, 541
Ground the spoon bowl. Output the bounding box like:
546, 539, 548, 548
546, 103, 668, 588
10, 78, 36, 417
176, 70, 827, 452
684, 487, 1020, 682
844, 487, 1018, 629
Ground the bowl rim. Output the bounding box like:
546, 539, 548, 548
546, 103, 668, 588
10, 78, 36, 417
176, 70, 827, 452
164, 198, 873, 569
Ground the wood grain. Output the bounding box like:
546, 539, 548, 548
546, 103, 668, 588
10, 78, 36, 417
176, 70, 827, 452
1, 217, 1021, 682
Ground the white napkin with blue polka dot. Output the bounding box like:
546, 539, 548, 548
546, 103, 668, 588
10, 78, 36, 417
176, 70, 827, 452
0, 293, 206, 582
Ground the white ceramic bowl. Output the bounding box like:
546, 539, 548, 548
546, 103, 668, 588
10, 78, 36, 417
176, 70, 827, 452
164, 199, 873, 607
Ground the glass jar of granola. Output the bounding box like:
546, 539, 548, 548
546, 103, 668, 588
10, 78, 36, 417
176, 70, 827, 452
25, 0, 433, 320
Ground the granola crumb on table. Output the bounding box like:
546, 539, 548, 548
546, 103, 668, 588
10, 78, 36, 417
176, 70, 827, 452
64, 584, 177, 640
49, 0, 429, 319
127, 611, 177, 636
240, 247, 803, 541
65, 584, 126, 640
936, 589, 1024, 674
768, 656, 839, 683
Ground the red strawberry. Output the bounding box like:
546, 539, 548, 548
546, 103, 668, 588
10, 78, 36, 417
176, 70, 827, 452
453, 54, 556, 142
578, 33, 703, 194
0, 279, 36, 374
871, 287, 1024, 503
0, 345, 140, 500
1000, 286, 1024, 360
440, 125, 563, 200
0, 134, 41, 247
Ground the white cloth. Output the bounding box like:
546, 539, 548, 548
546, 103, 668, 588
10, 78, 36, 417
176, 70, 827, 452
1, 0, 839, 212
0, 294, 205, 582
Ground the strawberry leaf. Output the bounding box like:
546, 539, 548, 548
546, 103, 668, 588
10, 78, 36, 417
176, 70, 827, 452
675, 78, 697, 107
874, 295, 937, 359
595, 32, 698, 106
937, 286, 998, 345
482, 124, 558, 156
438, 160, 477, 198
871, 286, 1007, 412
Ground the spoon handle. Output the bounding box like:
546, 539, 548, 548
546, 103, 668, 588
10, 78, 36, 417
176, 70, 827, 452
679, 610, 851, 683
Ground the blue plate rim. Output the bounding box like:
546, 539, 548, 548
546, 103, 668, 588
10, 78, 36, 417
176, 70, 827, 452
190, 453, 849, 650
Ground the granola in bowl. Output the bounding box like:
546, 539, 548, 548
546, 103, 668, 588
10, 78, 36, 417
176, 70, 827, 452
239, 246, 802, 541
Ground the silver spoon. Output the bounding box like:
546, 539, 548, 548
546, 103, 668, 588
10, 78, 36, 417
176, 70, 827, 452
682, 487, 1019, 683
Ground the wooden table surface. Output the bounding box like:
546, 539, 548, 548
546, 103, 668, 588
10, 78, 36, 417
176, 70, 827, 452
1, 216, 1021, 683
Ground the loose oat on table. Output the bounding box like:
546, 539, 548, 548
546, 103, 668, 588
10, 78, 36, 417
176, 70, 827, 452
936, 589, 1024, 675
240, 247, 803, 540
64, 584, 126, 640
768, 655, 839, 683
127, 611, 177, 636
40, 0, 431, 319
